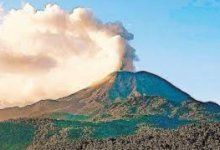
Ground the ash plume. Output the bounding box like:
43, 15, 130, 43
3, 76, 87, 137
0, 3, 137, 108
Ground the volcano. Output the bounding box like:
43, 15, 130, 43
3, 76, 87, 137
63, 71, 193, 102
0, 71, 220, 149
0, 71, 196, 121
0, 71, 219, 121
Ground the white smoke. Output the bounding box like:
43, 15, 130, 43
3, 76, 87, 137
0, 4, 137, 108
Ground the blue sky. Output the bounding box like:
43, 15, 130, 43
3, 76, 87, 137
1, 0, 220, 103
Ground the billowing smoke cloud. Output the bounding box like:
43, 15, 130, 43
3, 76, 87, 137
0, 4, 137, 108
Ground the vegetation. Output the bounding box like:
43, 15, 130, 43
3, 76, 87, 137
0, 122, 34, 150
0, 95, 219, 149
46, 113, 90, 121
23, 120, 220, 150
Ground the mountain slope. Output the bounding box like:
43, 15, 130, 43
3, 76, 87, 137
0, 71, 218, 122
60, 71, 193, 102
0, 71, 220, 149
